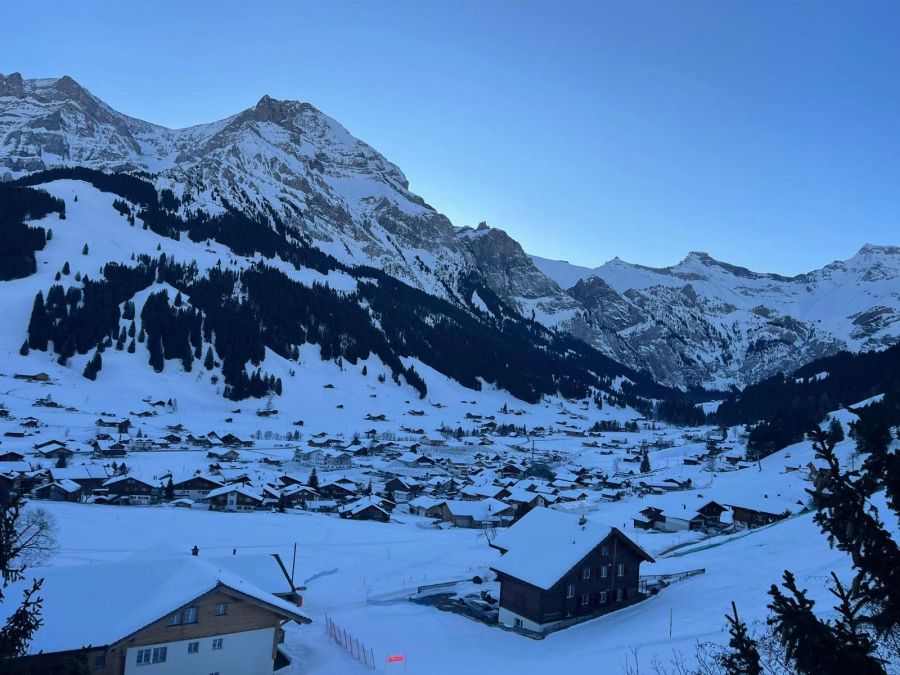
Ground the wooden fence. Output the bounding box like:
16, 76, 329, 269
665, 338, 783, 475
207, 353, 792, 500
325, 615, 376, 669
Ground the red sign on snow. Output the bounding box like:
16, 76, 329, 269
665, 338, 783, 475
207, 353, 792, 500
387, 654, 405, 663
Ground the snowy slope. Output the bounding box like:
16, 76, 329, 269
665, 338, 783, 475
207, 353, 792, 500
534, 248, 900, 388
4, 71, 899, 390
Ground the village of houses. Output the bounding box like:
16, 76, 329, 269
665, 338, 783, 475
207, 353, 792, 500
0, 370, 843, 674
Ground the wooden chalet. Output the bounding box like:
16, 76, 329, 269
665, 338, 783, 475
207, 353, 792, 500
49, 465, 109, 491
204, 485, 264, 512
726, 500, 794, 528
207, 448, 241, 462
36, 445, 74, 460
440, 498, 516, 529
34, 479, 83, 502
491, 508, 653, 634
172, 475, 225, 501
407, 496, 446, 518
0, 556, 310, 674
317, 480, 357, 501
338, 497, 391, 522
102, 475, 162, 505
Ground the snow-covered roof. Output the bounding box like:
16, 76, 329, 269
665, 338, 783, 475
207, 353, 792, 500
206, 553, 294, 596
0, 556, 309, 655
50, 465, 108, 481
408, 496, 445, 509
103, 474, 159, 488
205, 484, 262, 501
36, 478, 81, 493
459, 484, 505, 499
338, 496, 389, 516
491, 507, 651, 591
443, 498, 513, 519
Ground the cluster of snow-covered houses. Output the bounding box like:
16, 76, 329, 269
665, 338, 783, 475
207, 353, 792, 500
1, 416, 802, 533
0, 396, 818, 671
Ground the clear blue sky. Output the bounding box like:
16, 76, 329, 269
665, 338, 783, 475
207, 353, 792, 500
4, 1, 899, 274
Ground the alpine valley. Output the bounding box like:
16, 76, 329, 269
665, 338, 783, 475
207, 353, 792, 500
2, 72, 900, 675
2, 71, 898, 397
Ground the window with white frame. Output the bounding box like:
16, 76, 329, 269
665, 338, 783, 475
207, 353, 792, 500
616, 588, 624, 602
216, 602, 228, 616
212, 637, 224, 650
579, 593, 590, 606
188, 641, 199, 654
599, 591, 608, 604
582, 567, 591, 580
617, 563, 625, 577
136, 647, 166, 665
168, 606, 198, 626
600, 565, 608, 578
601, 545, 609, 556
566, 583, 575, 599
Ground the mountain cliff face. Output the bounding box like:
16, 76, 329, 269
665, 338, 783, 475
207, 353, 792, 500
534, 248, 900, 388
0, 73, 477, 300
3, 72, 898, 390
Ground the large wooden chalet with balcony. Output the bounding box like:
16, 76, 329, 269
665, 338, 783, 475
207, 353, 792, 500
0, 555, 310, 675
490, 507, 653, 634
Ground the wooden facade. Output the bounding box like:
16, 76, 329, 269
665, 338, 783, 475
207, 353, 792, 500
8, 585, 308, 675
494, 530, 652, 630
104, 476, 161, 504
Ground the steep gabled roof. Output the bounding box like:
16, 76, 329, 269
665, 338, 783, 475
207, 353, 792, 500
0, 556, 310, 655
490, 507, 653, 591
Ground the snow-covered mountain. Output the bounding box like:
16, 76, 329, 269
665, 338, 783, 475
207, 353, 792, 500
0, 72, 485, 301
3, 72, 899, 391
533, 247, 900, 388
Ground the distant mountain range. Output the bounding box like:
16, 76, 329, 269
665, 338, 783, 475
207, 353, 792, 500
2, 71, 898, 392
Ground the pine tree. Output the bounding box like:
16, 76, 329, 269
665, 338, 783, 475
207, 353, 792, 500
81, 243, 89, 255
640, 449, 651, 473
308, 468, 319, 490
809, 429, 900, 633
204, 347, 215, 370
148, 334, 164, 372
18, 341, 28, 357
767, 571, 884, 674
61, 261, 69, 275
721, 601, 762, 675
26, 292, 50, 351
164, 478, 175, 501
127, 339, 136, 354
828, 418, 845, 444
82, 349, 102, 381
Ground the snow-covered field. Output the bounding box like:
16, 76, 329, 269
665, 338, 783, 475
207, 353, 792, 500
29, 457, 889, 675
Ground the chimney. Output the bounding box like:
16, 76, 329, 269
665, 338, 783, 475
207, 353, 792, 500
578, 515, 587, 526
191, 545, 199, 556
